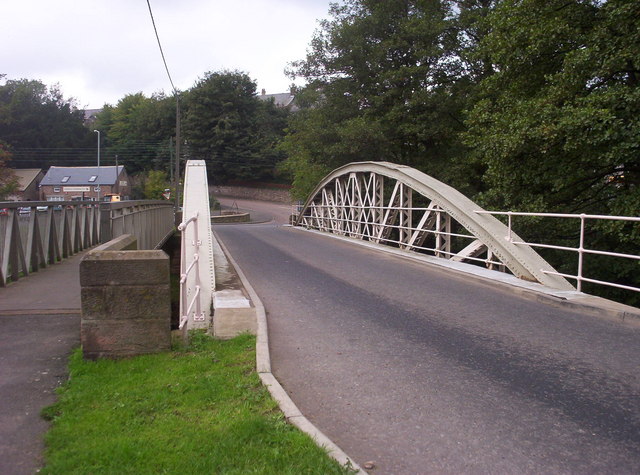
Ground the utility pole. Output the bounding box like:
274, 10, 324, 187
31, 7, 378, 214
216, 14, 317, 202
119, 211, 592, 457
169, 137, 174, 183
93, 129, 101, 201
174, 93, 181, 211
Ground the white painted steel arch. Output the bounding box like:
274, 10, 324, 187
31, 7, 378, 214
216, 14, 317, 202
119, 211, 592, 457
295, 161, 574, 291
180, 160, 216, 329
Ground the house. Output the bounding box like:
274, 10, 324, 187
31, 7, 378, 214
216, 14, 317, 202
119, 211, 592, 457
7, 169, 44, 201
40, 166, 131, 201
83, 108, 102, 125
257, 89, 298, 112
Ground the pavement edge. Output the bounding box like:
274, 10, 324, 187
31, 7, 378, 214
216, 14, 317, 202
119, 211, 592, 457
213, 231, 367, 474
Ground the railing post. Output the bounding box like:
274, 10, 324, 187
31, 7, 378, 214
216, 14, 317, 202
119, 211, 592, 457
99, 202, 112, 244
577, 214, 586, 293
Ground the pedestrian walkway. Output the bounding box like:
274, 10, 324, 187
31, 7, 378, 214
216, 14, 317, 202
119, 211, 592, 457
0, 252, 84, 475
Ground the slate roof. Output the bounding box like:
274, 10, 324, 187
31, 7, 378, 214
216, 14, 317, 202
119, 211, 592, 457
257, 92, 298, 111
41, 166, 124, 186
83, 109, 102, 122
11, 169, 43, 191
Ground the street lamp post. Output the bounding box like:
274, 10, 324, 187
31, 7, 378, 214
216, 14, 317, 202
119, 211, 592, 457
93, 129, 101, 201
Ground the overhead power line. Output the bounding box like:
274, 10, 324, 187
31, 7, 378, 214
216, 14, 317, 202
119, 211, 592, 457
146, 0, 177, 94
146, 0, 182, 209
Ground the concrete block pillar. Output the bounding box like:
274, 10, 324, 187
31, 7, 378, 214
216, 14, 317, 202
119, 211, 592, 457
80, 235, 171, 359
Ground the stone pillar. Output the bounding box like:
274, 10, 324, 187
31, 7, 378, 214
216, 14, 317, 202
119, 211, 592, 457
80, 234, 171, 359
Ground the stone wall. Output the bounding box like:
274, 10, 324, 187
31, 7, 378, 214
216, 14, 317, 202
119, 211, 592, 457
210, 185, 292, 203
80, 234, 171, 359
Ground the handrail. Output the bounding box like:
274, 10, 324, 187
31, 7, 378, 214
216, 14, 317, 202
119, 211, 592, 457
475, 210, 640, 293
0, 201, 101, 285
177, 212, 205, 331
0, 199, 174, 286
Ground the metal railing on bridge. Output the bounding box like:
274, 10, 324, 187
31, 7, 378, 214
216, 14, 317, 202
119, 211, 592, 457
294, 162, 640, 301
0, 200, 174, 286
476, 211, 640, 294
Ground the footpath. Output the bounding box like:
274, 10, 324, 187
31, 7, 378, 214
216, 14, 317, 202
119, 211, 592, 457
0, 253, 84, 475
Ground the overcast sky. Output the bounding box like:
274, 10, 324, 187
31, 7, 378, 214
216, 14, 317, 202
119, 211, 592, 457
2, 0, 334, 109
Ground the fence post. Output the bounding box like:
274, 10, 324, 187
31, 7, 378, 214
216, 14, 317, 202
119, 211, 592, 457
99, 202, 112, 244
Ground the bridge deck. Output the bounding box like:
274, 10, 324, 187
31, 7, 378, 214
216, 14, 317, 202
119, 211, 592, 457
214, 198, 640, 474
0, 253, 83, 474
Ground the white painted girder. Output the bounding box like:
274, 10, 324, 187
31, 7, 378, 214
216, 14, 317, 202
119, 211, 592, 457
295, 161, 574, 291
181, 160, 216, 329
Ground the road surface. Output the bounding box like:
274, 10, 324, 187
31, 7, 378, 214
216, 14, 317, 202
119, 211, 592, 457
214, 198, 640, 474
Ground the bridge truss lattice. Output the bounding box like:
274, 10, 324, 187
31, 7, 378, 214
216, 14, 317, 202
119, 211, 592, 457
295, 161, 574, 291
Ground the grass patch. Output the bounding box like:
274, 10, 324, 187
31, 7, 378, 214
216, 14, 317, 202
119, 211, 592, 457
41, 332, 353, 474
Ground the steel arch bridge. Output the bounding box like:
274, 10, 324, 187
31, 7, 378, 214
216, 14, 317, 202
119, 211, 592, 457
294, 161, 574, 291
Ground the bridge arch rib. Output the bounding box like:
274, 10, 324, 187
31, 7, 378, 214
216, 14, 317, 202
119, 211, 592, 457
294, 161, 574, 291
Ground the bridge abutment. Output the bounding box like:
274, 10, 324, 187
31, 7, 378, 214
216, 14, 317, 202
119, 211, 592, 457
79, 234, 171, 359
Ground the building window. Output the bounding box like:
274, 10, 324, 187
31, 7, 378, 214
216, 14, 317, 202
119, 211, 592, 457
89, 175, 97, 182
61, 176, 70, 183
53, 187, 61, 192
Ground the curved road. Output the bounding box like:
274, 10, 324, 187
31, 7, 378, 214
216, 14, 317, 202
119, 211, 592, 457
214, 198, 640, 474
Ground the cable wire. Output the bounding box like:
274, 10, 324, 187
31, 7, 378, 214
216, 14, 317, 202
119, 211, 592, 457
146, 0, 177, 94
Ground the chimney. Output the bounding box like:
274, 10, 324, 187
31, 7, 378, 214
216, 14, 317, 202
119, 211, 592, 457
261, 88, 266, 95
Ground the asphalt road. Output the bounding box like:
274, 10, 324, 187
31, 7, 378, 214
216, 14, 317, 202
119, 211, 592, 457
214, 199, 640, 474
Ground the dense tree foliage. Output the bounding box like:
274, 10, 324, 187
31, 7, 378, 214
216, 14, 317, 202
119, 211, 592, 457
1, 71, 289, 182
466, 0, 640, 215
284, 0, 638, 212
282, 0, 496, 199
184, 70, 288, 183
0, 78, 94, 168
92, 93, 176, 173
143, 170, 171, 200
91, 71, 289, 182
0, 141, 18, 200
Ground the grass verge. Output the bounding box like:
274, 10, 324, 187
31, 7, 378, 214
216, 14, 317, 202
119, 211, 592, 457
40, 332, 353, 474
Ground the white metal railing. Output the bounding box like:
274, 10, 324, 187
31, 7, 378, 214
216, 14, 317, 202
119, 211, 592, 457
475, 211, 640, 293
177, 212, 205, 331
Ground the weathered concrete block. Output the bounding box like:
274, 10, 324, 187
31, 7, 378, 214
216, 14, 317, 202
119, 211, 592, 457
213, 307, 257, 340
92, 234, 138, 252
81, 319, 171, 359
80, 236, 171, 359
80, 251, 169, 287
81, 285, 170, 320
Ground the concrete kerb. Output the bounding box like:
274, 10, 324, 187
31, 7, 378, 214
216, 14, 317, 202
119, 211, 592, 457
213, 231, 367, 474
287, 225, 640, 326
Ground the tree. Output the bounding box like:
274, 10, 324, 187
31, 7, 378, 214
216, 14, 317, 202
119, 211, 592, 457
143, 170, 170, 200
465, 0, 640, 214
183, 70, 288, 183
0, 141, 19, 200
94, 93, 176, 173
0, 78, 94, 168
464, 0, 640, 303
282, 0, 496, 198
